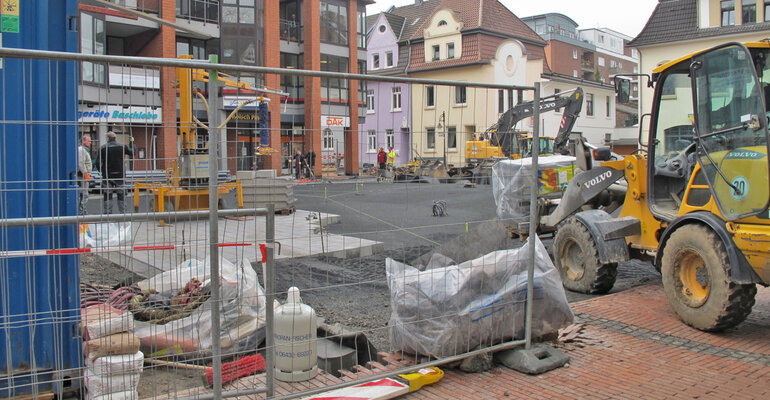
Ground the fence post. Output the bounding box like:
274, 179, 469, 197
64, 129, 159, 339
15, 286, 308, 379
525, 82, 541, 350
265, 203, 276, 397
207, 54, 223, 398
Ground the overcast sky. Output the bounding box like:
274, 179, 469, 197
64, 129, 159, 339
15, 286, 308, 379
365, 0, 660, 39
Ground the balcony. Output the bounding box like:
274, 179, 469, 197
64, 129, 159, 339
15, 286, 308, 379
280, 19, 303, 42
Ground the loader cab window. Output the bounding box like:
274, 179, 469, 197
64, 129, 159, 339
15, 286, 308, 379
649, 70, 695, 220
691, 44, 770, 220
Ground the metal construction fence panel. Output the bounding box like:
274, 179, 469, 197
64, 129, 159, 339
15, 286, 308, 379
0, 48, 560, 399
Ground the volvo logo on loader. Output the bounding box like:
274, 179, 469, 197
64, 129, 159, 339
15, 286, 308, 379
584, 170, 613, 189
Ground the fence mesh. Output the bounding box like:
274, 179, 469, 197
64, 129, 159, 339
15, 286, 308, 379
0, 50, 573, 399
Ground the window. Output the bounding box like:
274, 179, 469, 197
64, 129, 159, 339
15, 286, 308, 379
610, 60, 617, 68
222, 0, 256, 24
447, 127, 457, 150
586, 93, 594, 116
554, 88, 562, 111
366, 129, 377, 153
372, 54, 380, 69
178, 0, 220, 23
606, 95, 611, 117
80, 13, 106, 84
358, 60, 367, 115
386, 51, 393, 67
358, 10, 366, 48
447, 43, 455, 59
573, 70, 578, 78
176, 38, 206, 59
391, 86, 402, 111
323, 128, 334, 151
366, 89, 375, 113
573, 49, 578, 59
498, 90, 505, 113
743, 3, 756, 23
367, 130, 377, 152
379, 25, 386, 33
438, 20, 447, 26
598, 57, 605, 67
320, 0, 349, 45
386, 129, 395, 149
321, 54, 349, 102
598, 34, 605, 44
632, 49, 639, 58
722, 1, 735, 26
432, 45, 440, 61
766, 1, 770, 21
509, 89, 515, 110
426, 86, 435, 108
280, 52, 304, 99
455, 86, 467, 105
604, 133, 612, 145
619, 61, 623, 69
427, 128, 436, 149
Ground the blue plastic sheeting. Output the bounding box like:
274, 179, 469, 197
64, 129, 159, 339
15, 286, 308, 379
0, 1, 82, 397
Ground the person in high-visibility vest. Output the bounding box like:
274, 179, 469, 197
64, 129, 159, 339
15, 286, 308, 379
387, 147, 396, 171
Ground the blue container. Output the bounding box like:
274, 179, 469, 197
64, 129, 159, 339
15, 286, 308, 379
0, 1, 82, 397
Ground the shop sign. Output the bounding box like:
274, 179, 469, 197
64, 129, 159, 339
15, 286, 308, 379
1, 0, 20, 34
223, 96, 263, 110
77, 105, 162, 123
321, 115, 349, 127
231, 113, 258, 121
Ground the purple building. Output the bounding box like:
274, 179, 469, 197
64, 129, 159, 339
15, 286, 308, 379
359, 12, 413, 169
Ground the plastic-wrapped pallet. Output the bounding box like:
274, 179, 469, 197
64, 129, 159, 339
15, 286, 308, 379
491, 155, 576, 222
386, 236, 574, 358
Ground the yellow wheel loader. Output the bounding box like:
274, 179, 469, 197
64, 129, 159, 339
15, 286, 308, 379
540, 42, 770, 331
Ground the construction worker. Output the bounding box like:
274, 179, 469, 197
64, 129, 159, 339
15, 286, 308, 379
77, 135, 93, 215
387, 147, 396, 171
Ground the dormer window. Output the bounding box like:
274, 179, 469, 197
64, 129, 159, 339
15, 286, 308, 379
438, 20, 447, 26
432, 45, 440, 61
379, 25, 387, 33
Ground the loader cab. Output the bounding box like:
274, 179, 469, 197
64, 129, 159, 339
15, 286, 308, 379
646, 43, 770, 221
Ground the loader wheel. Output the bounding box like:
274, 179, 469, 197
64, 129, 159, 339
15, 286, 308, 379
553, 217, 617, 294
660, 225, 756, 331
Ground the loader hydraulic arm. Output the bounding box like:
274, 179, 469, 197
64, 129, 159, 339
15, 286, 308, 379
490, 87, 583, 154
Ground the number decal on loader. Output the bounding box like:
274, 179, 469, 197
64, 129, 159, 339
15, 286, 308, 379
730, 176, 748, 200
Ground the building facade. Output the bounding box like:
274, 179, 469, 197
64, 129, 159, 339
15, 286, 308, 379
359, 12, 411, 169
630, 0, 770, 117
369, 0, 549, 168
77, 0, 369, 177
521, 13, 639, 152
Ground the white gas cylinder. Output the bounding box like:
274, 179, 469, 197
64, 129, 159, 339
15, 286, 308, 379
273, 287, 318, 382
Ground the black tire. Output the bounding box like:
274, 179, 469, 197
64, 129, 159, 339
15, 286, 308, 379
553, 216, 618, 294
660, 224, 756, 331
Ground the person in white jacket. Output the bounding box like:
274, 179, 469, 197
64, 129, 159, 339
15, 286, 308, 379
78, 135, 93, 214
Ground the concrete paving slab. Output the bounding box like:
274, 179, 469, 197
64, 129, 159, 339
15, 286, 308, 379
99, 210, 381, 279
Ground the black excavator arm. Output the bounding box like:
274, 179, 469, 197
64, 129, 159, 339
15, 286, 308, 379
488, 87, 584, 155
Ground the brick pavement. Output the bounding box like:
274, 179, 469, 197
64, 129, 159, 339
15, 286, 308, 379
407, 283, 770, 400
165, 283, 769, 399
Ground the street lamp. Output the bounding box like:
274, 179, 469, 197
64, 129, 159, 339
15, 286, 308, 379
437, 111, 447, 167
